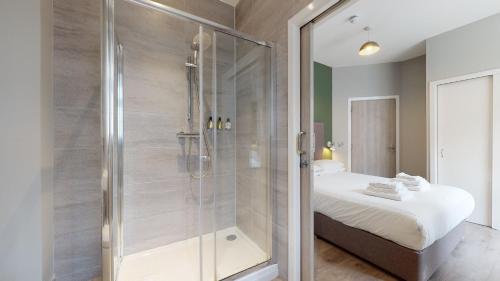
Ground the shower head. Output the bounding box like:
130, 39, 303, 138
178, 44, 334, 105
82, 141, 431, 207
186, 32, 211, 68
192, 32, 212, 51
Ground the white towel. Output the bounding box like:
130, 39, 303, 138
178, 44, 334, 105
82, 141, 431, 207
394, 173, 430, 191
396, 172, 416, 180
363, 188, 412, 201
369, 181, 403, 189
394, 179, 430, 191
368, 181, 406, 194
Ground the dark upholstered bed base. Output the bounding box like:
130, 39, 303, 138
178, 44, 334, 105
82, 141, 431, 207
314, 212, 465, 281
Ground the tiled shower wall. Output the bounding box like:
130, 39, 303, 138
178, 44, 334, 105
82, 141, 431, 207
53, 0, 234, 280
116, 0, 237, 254
235, 0, 312, 278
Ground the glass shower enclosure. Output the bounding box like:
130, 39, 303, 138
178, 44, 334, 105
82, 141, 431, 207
102, 0, 276, 280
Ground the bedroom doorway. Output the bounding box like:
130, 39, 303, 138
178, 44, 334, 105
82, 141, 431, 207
292, 0, 500, 280
348, 96, 399, 177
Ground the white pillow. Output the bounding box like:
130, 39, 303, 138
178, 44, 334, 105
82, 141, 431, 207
313, 160, 345, 174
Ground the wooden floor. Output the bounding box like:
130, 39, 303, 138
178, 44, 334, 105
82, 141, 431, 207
315, 222, 500, 281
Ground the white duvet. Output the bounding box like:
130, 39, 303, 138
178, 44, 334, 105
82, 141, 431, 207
314, 172, 475, 251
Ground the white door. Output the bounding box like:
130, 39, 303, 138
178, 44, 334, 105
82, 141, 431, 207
437, 76, 492, 226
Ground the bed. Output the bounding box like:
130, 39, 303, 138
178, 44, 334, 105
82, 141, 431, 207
314, 171, 475, 281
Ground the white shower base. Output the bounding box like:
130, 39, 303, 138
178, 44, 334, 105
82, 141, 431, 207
118, 227, 268, 281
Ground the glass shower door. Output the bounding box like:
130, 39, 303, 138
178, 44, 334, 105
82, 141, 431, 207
209, 31, 274, 280
187, 27, 275, 280
103, 1, 274, 280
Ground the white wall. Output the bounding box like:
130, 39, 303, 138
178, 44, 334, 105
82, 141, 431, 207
0, 1, 53, 280
427, 13, 500, 82
426, 13, 500, 179
331, 56, 427, 177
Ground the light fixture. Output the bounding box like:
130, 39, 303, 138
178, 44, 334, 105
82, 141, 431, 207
326, 141, 336, 151
359, 26, 380, 56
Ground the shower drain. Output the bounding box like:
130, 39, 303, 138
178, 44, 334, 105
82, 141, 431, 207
226, 234, 237, 241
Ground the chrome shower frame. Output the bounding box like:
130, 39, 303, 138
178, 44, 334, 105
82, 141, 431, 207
101, 0, 277, 280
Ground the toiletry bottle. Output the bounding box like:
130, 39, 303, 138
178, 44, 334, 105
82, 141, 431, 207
207, 116, 214, 129
225, 118, 232, 130
216, 117, 223, 130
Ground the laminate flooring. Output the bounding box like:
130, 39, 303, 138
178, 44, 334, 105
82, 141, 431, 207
314, 222, 500, 281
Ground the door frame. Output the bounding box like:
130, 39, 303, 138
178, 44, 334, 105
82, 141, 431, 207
287, 0, 359, 280
429, 69, 500, 229
347, 95, 400, 174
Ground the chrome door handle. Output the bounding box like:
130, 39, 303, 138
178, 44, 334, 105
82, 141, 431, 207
297, 131, 306, 155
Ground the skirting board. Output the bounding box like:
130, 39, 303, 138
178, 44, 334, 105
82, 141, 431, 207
235, 264, 279, 281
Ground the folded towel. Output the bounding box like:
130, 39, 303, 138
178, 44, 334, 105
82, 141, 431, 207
394, 173, 430, 191
394, 178, 430, 190
368, 182, 406, 195
396, 172, 419, 180
368, 181, 402, 190
363, 188, 412, 201
366, 185, 407, 195
396, 173, 427, 183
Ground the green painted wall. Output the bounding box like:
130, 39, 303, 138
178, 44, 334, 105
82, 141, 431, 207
314, 62, 332, 146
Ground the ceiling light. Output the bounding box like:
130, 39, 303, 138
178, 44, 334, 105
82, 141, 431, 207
359, 26, 380, 56
359, 41, 380, 56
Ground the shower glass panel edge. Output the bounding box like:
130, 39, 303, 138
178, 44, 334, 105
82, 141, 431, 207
102, 0, 276, 280
101, 0, 118, 280
115, 42, 124, 271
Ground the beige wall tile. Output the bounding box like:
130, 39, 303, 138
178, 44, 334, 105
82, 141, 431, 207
54, 227, 101, 281
54, 148, 100, 185
185, 0, 235, 28
54, 107, 100, 149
